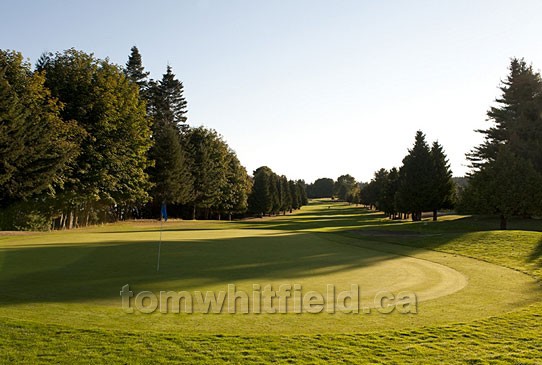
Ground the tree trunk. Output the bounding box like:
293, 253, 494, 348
500, 214, 507, 230
218, 213, 221, 221
68, 210, 74, 229
192, 205, 196, 220
433, 209, 438, 221
228, 213, 232, 221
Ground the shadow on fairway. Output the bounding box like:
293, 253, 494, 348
528, 237, 542, 266
1, 201, 541, 305
0, 231, 404, 305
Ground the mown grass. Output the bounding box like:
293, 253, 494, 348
1, 200, 541, 363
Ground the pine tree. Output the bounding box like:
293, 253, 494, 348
464, 58, 542, 228
148, 122, 193, 205
381, 168, 400, 218
270, 173, 281, 214
429, 141, 454, 221
150, 65, 188, 129
289, 180, 300, 211
297, 180, 308, 206
124, 46, 150, 91
397, 131, 434, 221
462, 146, 542, 229
468, 58, 542, 172
279, 175, 292, 214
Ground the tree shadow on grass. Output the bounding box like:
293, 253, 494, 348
0, 231, 402, 305
528, 237, 542, 266
2, 202, 541, 306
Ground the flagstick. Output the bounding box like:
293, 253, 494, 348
157, 218, 162, 272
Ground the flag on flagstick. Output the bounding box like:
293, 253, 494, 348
157, 202, 167, 272
161, 202, 168, 222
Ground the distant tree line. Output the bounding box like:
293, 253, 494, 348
460, 58, 542, 229
0, 47, 304, 230
248, 166, 308, 217
306, 175, 360, 204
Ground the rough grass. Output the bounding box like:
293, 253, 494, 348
1, 200, 541, 363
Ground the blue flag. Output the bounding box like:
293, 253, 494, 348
161, 203, 168, 222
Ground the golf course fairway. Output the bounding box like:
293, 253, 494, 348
1, 200, 541, 363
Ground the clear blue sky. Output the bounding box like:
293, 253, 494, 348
3, 0, 542, 182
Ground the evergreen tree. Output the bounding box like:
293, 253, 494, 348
248, 166, 273, 216
270, 173, 281, 214
124, 46, 150, 91
429, 141, 454, 220
289, 180, 300, 211
464, 58, 542, 228
462, 146, 542, 229
279, 175, 292, 214
381, 168, 400, 217
371, 169, 389, 211
397, 131, 434, 221
150, 65, 188, 129
360, 181, 376, 209
297, 180, 308, 206
148, 122, 193, 206
468, 58, 542, 172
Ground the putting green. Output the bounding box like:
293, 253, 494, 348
0, 215, 539, 335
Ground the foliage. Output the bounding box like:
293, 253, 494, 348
306, 178, 334, 198
148, 65, 188, 128
465, 58, 542, 228
461, 147, 542, 229
0, 49, 81, 206
248, 167, 307, 215
148, 122, 193, 205
468, 58, 542, 171
333, 174, 357, 201
37, 49, 152, 219
124, 46, 150, 91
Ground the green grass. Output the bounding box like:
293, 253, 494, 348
1, 200, 541, 363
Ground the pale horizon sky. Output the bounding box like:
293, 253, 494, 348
3, 0, 542, 183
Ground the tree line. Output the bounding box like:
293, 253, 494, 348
249, 166, 308, 217
306, 175, 360, 203
0, 47, 305, 230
